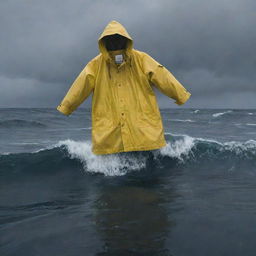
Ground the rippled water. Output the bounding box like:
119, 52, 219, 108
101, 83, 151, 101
0, 108, 256, 255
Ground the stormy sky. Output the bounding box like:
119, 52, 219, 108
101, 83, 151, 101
0, 0, 255, 108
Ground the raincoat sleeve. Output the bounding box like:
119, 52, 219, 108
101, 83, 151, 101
142, 53, 191, 105
57, 62, 95, 115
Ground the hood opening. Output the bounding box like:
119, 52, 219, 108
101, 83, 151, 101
102, 34, 128, 51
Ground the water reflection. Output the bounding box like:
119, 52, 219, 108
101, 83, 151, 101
94, 180, 176, 255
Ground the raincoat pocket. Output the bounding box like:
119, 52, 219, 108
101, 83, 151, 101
137, 111, 161, 128
93, 111, 113, 129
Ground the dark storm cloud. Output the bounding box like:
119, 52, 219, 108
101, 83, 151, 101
0, 0, 255, 108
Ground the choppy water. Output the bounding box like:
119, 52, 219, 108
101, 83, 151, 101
0, 108, 256, 255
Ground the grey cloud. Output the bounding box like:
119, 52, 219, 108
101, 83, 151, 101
0, 0, 255, 108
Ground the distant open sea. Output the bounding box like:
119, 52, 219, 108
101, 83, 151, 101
0, 108, 256, 256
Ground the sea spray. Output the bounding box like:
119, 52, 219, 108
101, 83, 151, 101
57, 140, 147, 176
156, 135, 195, 161
1, 135, 256, 177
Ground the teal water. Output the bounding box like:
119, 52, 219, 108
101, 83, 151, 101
0, 108, 256, 255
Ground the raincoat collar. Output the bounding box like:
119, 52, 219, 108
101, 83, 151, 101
108, 49, 128, 66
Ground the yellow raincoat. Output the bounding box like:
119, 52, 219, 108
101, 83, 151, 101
57, 20, 191, 155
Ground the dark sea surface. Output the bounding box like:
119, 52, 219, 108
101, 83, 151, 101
0, 108, 256, 256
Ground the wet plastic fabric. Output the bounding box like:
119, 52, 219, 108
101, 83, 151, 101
57, 20, 191, 155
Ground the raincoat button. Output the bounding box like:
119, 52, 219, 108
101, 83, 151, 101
118, 84, 121, 87
121, 113, 124, 116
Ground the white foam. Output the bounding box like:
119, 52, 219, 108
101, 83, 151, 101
49, 135, 256, 175
57, 140, 147, 176
222, 140, 256, 155
246, 123, 256, 126
167, 119, 195, 122
165, 132, 221, 145
212, 110, 232, 118
193, 110, 200, 113
157, 135, 195, 161
164, 133, 256, 156
57, 136, 197, 174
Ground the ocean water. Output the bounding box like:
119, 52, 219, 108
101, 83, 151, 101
0, 108, 256, 256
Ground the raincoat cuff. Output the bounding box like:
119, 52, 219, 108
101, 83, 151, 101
175, 92, 191, 105
57, 104, 71, 115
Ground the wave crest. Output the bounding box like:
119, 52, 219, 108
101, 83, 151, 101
1, 135, 255, 176
57, 140, 147, 176
212, 110, 232, 118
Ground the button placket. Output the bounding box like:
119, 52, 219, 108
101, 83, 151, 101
116, 69, 127, 135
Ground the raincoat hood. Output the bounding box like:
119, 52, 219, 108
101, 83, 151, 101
98, 20, 133, 61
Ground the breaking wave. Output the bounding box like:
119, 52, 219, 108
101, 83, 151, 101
212, 110, 232, 118
167, 119, 195, 123
1, 134, 255, 177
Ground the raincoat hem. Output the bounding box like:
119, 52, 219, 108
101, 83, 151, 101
92, 141, 167, 155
